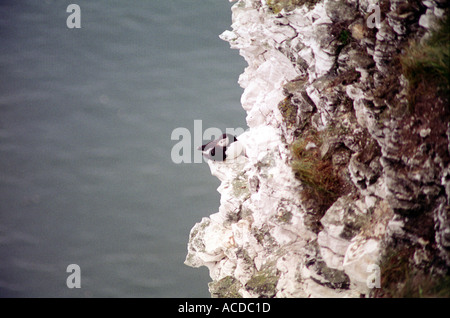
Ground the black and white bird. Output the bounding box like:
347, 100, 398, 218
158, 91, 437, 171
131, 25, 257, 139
197, 133, 243, 161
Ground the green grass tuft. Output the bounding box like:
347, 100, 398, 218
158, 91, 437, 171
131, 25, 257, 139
401, 14, 450, 108
338, 29, 352, 46
291, 130, 341, 205
372, 248, 450, 298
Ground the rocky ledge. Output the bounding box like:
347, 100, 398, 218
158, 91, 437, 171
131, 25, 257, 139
185, 0, 449, 297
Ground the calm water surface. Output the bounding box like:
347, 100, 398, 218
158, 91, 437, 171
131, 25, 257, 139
0, 0, 246, 297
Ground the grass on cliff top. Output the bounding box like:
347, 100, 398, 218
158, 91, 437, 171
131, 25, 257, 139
401, 14, 450, 108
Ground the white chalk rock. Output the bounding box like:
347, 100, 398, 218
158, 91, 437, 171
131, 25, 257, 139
343, 237, 381, 295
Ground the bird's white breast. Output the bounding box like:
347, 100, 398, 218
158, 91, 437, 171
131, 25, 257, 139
225, 140, 244, 160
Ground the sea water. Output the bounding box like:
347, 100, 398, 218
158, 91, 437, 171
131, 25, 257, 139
0, 0, 246, 297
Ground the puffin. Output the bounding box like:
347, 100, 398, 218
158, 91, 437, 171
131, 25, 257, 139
197, 133, 242, 161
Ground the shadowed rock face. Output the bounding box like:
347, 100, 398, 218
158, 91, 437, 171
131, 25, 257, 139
186, 0, 449, 298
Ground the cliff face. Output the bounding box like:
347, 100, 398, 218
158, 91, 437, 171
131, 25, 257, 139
185, 0, 449, 297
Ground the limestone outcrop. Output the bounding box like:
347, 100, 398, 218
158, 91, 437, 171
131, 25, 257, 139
185, 0, 449, 297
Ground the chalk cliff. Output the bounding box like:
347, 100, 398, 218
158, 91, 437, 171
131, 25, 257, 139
185, 0, 449, 297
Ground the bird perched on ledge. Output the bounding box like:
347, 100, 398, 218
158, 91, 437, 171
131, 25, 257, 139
197, 133, 243, 161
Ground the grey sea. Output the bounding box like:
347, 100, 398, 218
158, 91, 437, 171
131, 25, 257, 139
0, 0, 246, 297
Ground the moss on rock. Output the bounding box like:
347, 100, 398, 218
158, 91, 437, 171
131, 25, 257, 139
245, 263, 279, 297
266, 0, 320, 14
232, 175, 250, 199
209, 276, 243, 298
